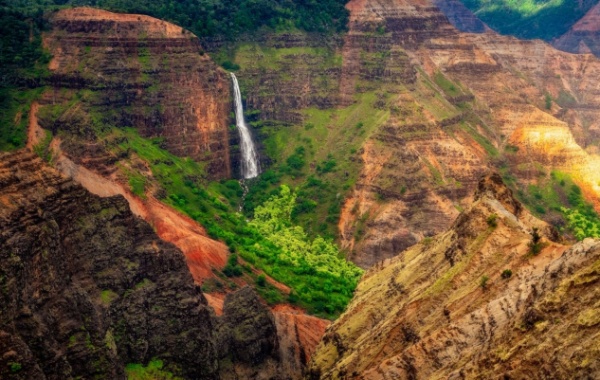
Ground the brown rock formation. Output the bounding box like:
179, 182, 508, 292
0, 150, 318, 379
309, 174, 600, 379
335, 0, 600, 268
45, 7, 232, 178
554, 2, 600, 56
0, 151, 219, 379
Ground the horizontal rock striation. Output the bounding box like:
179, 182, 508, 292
45, 8, 232, 179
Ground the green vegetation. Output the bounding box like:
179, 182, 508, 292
100, 290, 118, 305
9, 362, 22, 373
106, 128, 360, 317
125, 360, 180, 380
247, 186, 362, 315
5, 0, 348, 39
511, 170, 600, 241
0, 5, 50, 150
479, 275, 489, 289
501, 269, 513, 279
529, 227, 543, 255
460, 0, 599, 40
486, 213, 498, 228
223, 253, 243, 277
245, 90, 390, 239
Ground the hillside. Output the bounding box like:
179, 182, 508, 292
309, 173, 600, 378
554, 2, 600, 55
459, 0, 599, 40
1, 0, 600, 378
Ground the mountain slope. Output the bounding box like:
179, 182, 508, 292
554, 2, 600, 55
459, 0, 599, 41
309, 173, 600, 379
0, 151, 220, 379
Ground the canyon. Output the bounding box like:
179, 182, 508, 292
2, 0, 600, 378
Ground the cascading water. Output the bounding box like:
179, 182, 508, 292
231, 73, 260, 179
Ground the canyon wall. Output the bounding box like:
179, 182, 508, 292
310, 174, 600, 379
338, 0, 600, 267
45, 7, 232, 179
0, 150, 322, 379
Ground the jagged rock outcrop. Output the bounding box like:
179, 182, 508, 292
0, 150, 311, 379
309, 173, 600, 379
0, 151, 219, 379
44, 7, 232, 178
217, 286, 280, 379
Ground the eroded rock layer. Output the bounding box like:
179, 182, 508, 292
310, 174, 600, 379
554, 2, 600, 56
45, 8, 232, 178
0, 151, 313, 379
336, 0, 600, 267
0, 151, 219, 379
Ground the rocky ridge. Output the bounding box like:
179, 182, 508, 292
554, 2, 600, 56
309, 173, 600, 379
0, 150, 324, 379
0, 151, 219, 379
336, 0, 600, 267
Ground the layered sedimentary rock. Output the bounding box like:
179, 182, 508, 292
310, 174, 600, 379
554, 2, 600, 56
335, 0, 600, 267
45, 7, 232, 178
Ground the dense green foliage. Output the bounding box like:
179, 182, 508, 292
6, 0, 348, 39
126, 360, 181, 380
0, 4, 50, 150
248, 186, 363, 314
460, 0, 599, 40
109, 128, 361, 317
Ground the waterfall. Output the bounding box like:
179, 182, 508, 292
231, 73, 260, 179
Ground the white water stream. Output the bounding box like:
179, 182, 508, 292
231, 73, 260, 179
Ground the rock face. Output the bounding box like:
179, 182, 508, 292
432, 0, 487, 33
309, 174, 600, 379
335, 0, 600, 267
0, 150, 310, 379
553, 2, 600, 56
217, 286, 280, 379
0, 151, 219, 379
45, 8, 232, 178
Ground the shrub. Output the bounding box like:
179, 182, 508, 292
256, 274, 267, 287
223, 253, 243, 277
486, 214, 498, 228
501, 269, 513, 279
529, 227, 543, 255
480, 275, 489, 290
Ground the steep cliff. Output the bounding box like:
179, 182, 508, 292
336, 0, 600, 267
309, 173, 600, 379
44, 7, 232, 178
0, 150, 319, 379
0, 151, 219, 379
28, 9, 330, 378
